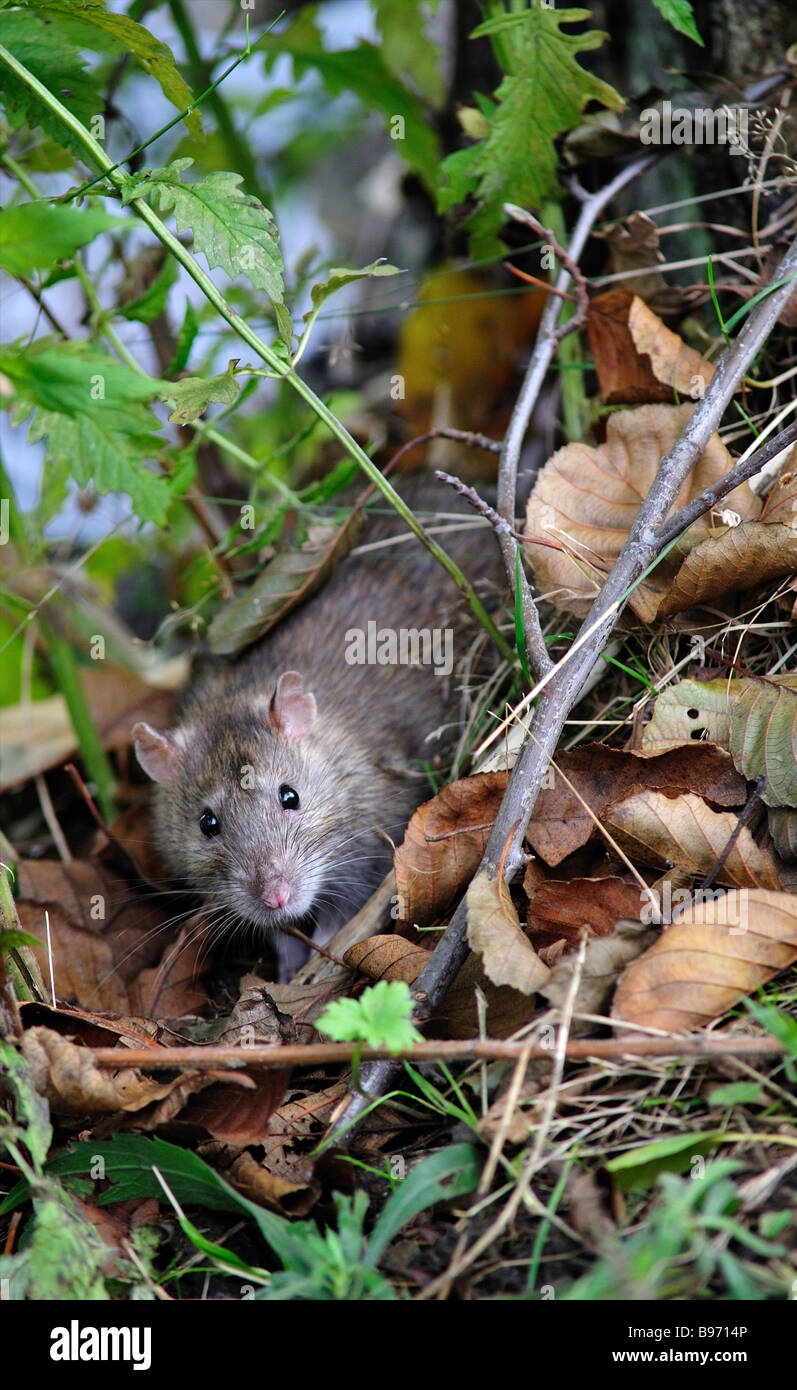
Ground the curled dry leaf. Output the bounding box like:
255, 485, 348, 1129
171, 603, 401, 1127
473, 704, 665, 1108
465, 869, 550, 996
594, 211, 687, 317
587, 289, 715, 405
768, 808, 797, 862
729, 675, 797, 808
656, 522, 797, 618
604, 791, 784, 889
524, 404, 759, 617
394, 772, 507, 928
612, 889, 797, 1032
19, 1025, 191, 1117
638, 679, 739, 751
343, 934, 430, 984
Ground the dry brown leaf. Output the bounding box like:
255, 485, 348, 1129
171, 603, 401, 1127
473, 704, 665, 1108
760, 461, 797, 523
612, 888, 797, 1031
465, 869, 550, 996
768, 808, 797, 862
539, 918, 658, 1016
431, 951, 537, 1038
604, 791, 784, 888
587, 290, 715, 405
527, 876, 648, 949
394, 772, 507, 928
656, 522, 797, 618
343, 934, 430, 983
524, 404, 759, 616
595, 211, 687, 316
528, 743, 746, 867
18, 1025, 189, 1116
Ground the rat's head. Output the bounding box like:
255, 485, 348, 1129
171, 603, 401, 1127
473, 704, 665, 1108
132, 670, 356, 934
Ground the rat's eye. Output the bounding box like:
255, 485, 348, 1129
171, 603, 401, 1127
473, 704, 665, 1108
199, 807, 221, 838
278, 784, 300, 810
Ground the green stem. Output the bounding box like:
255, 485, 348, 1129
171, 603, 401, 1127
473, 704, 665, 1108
0, 42, 514, 666
543, 200, 586, 442
0, 452, 116, 821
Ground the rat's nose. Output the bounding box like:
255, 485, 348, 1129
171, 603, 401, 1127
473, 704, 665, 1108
261, 879, 291, 911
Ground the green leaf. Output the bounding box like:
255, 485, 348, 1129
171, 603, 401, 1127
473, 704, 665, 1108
744, 997, 797, 1059
317, 980, 423, 1053
650, 0, 704, 45
365, 1143, 481, 1266
159, 360, 240, 425
0, 1180, 112, 1300
22, 0, 201, 136
606, 1132, 722, 1192
260, 9, 441, 190
439, 5, 623, 251
0, 929, 42, 952
208, 511, 364, 656
140, 161, 286, 314
304, 260, 402, 320
371, 0, 443, 105
0, 202, 126, 277
707, 1081, 764, 1107
0, 10, 105, 162
0, 339, 170, 523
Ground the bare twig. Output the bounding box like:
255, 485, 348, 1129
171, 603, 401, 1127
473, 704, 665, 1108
81, 1034, 789, 1070
387, 427, 502, 475
700, 774, 767, 891
503, 204, 590, 344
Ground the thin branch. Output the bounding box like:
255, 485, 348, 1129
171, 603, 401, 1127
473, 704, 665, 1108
81, 1034, 789, 1070
655, 418, 797, 547
503, 204, 590, 344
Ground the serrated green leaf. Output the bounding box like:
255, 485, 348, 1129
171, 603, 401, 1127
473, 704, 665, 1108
439, 5, 623, 250
0, 202, 125, 277
0, 10, 105, 162
317, 980, 422, 1052
260, 9, 441, 190
729, 676, 797, 808
142, 162, 286, 309
208, 510, 364, 655
304, 260, 401, 322
23, 0, 201, 136
651, 0, 704, 45
159, 360, 240, 424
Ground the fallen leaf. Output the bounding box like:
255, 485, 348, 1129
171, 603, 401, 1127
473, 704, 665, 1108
656, 522, 797, 618
465, 870, 550, 996
539, 918, 658, 1016
343, 934, 431, 983
527, 876, 648, 949
760, 462, 797, 523
587, 290, 715, 405
394, 773, 507, 928
638, 679, 739, 750
528, 743, 746, 867
768, 807, 797, 862
604, 791, 784, 888
594, 211, 688, 317
729, 675, 797, 807
524, 404, 759, 616
612, 889, 797, 1031
19, 1025, 192, 1117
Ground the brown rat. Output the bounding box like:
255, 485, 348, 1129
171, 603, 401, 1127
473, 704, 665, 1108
132, 475, 503, 976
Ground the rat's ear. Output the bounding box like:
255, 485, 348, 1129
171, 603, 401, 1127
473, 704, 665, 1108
132, 722, 184, 784
268, 671, 317, 740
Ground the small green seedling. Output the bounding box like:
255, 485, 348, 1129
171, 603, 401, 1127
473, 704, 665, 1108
317, 980, 423, 1088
